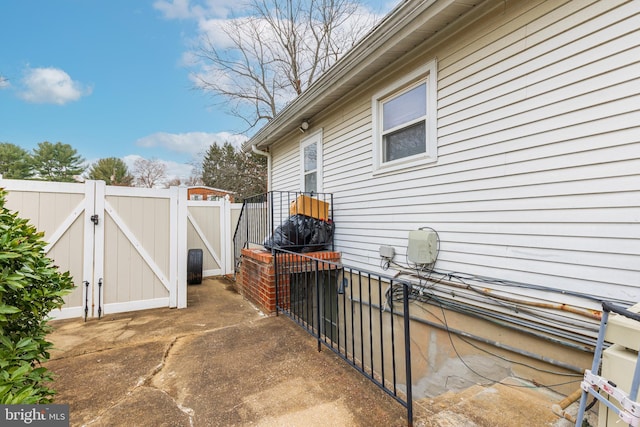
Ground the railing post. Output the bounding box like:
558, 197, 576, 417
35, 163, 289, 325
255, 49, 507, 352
315, 259, 321, 352
330, 193, 334, 251
274, 249, 279, 317
269, 191, 274, 244
245, 198, 249, 248
402, 283, 413, 427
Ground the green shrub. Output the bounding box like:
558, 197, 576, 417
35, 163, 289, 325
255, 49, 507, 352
0, 188, 74, 403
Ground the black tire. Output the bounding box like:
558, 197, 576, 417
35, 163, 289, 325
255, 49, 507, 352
187, 249, 203, 285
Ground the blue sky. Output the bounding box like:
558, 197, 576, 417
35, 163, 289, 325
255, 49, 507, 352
0, 0, 394, 182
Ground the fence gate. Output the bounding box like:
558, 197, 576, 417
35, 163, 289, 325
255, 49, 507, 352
186, 199, 238, 278
1, 179, 188, 320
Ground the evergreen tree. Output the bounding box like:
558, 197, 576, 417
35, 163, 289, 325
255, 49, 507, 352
31, 141, 85, 182
0, 143, 33, 179
201, 142, 267, 201
87, 157, 133, 186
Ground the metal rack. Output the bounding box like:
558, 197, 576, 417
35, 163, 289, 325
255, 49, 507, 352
576, 302, 640, 426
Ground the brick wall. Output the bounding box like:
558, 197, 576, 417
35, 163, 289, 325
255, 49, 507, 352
237, 248, 341, 314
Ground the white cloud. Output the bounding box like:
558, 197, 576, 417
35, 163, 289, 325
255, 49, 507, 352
154, 0, 238, 20
164, 161, 196, 182
19, 67, 92, 105
154, 0, 200, 19
136, 131, 247, 157
202, 0, 239, 18
196, 17, 235, 48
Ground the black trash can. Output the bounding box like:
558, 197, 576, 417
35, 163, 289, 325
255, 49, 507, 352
187, 248, 203, 285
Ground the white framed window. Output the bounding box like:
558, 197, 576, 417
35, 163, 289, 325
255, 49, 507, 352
372, 59, 438, 174
300, 129, 323, 193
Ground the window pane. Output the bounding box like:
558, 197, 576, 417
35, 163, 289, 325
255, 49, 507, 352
305, 172, 317, 193
304, 143, 317, 172
383, 83, 426, 131
384, 121, 426, 162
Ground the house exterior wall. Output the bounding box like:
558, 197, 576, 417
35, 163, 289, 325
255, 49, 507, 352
269, 0, 640, 313
337, 273, 593, 398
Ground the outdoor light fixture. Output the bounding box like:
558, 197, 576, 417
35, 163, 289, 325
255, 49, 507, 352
299, 119, 310, 133
338, 277, 348, 295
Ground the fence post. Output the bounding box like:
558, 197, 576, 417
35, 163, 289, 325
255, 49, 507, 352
176, 186, 188, 309
222, 197, 232, 275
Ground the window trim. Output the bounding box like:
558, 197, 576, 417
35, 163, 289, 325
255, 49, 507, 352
372, 59, 438, 174
299, 128, 323, 193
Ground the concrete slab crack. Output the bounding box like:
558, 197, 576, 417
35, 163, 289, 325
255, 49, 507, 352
140, 337, 196, 427
81, 336, 189, 427
141, 336, 179, 386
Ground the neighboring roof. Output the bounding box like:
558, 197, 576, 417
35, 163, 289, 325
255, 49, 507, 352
244, 0, 482, 152
187, 186, 236, 194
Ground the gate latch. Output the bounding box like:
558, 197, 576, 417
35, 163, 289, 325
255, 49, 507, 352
90, 214, 99, 225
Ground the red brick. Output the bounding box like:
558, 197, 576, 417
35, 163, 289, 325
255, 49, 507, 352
239, 248, 341, 314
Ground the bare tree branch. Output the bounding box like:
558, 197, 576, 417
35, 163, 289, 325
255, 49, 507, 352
133, 157, 167, 188
192, 0, 375, 132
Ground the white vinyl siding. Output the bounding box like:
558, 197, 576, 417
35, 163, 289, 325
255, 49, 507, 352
271, 138, 300, 191
269, 0, 640, 310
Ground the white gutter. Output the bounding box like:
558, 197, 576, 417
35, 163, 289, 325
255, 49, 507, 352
251, 145, 271, 191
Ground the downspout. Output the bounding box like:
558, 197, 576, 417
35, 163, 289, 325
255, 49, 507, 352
252, 145, 271, 191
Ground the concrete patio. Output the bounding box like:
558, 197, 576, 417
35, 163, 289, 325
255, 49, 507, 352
45, 277, 595, 426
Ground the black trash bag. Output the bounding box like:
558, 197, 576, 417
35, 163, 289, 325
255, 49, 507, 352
262, 227, 294, 250
263, 215, 333, 252
301, 219, 334, 253
263, 215, 311, 251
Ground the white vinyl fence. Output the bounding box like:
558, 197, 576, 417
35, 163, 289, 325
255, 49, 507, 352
0, 179, 239, 320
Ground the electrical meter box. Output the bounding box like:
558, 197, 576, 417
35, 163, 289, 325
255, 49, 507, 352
407, 229, 437, 265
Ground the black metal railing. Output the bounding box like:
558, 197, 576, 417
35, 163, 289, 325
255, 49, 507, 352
273, 248, 414, 426
232, 193, 268, 269
232, 191, 334, 268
